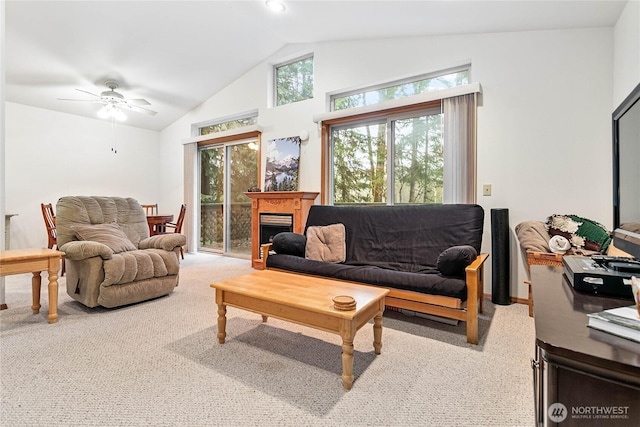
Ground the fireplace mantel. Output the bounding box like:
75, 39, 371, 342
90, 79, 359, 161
244, 191, 319, 269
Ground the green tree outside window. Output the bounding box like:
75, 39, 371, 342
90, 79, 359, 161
276, 56, 314, 106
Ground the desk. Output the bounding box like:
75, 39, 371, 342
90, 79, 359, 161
0, 248, 65, 323
531, 265, 640, 426
146, 214, 173, 236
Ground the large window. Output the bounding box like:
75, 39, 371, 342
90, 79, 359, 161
321, 89, 478, 205
275, 54, 314, 106
331, 107, 443, 205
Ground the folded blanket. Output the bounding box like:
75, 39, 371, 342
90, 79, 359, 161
515, 221, 551, 252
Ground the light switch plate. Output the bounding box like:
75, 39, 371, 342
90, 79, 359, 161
483, 184, 492, 196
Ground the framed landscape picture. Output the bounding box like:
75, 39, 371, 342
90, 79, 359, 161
264, 136, 301, 191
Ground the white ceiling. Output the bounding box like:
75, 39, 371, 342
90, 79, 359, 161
5, 0, 628, 131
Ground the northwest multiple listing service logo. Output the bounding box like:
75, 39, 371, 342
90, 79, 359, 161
548, 403, 631, 423
548, 403, 568, 423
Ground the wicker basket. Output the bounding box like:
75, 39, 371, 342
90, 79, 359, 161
526, 251, 564, 268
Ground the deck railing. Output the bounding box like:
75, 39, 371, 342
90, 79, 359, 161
200, 202, 252, 254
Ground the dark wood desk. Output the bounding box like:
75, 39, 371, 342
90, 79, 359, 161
146, 214, 173, 236
531, 265, 640, 426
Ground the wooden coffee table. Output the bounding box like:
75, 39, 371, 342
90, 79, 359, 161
211, 270, 389, 390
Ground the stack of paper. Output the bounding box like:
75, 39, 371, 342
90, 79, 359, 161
587, 305, 640, 343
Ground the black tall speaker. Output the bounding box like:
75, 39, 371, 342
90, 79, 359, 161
491, 208, 510, 305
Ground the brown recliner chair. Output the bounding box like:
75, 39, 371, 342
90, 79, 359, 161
56, 196, 186, 308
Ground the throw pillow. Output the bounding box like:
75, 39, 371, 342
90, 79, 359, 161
119, 223, 142, 248
71, 222, 137, 254
305, 223, 346, 263
272, 232, 306, 257
437, 245, 478, 277
546, 214, 611, 252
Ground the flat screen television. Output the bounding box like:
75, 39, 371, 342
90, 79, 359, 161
613, 81, 640, 260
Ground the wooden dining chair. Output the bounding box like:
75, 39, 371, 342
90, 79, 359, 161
162, 204, 186, 259
40, 203, 65, 276
141, 204, 158, 215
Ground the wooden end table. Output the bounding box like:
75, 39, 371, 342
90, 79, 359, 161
0, 248, 65, 323
211, 270, 388, 390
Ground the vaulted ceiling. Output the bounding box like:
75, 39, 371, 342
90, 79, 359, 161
5, 1, 627, 131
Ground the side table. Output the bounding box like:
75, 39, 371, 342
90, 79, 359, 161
0, 248, 65, 323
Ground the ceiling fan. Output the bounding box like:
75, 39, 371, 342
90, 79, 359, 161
58, 80, 157, 120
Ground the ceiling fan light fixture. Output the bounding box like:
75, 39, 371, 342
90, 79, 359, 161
98, 104, 126, 121
113, 108, 127, 122
265, 0, 286, 13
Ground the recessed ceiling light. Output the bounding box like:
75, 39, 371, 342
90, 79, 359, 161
265, 0, 286, 13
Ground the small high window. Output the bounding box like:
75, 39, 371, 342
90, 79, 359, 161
275, 55, 314, 106
199, 112, 258, 136
331, 67, 469, 111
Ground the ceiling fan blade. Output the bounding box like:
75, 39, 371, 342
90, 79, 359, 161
126, 104, 158, 116
75, 88, 101, 97
127, 98, 151, 106
57, 98, 102, 103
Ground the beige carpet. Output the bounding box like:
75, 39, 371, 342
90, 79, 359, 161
1, 253, 535, 426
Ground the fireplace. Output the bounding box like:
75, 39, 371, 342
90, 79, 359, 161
244, 191, 319, 269
260, 213, 293, 246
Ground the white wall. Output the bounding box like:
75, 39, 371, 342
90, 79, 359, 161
1, 1, 7, 306
159, 27, 614, 300
4, 102, 161, 249
613, 0, 640, 106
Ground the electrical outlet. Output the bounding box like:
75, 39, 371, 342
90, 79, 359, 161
483, 184, 492, 196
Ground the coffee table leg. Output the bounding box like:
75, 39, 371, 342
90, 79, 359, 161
341, 329, 355, 390
373, 313, 383, 354
217, 304, 227, 344
31, 272, 41, 314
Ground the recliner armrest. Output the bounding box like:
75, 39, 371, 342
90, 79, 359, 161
139, 233, 186, 252
59, 241, 113, 261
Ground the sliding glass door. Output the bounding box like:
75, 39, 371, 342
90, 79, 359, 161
199, 140, 258, 256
